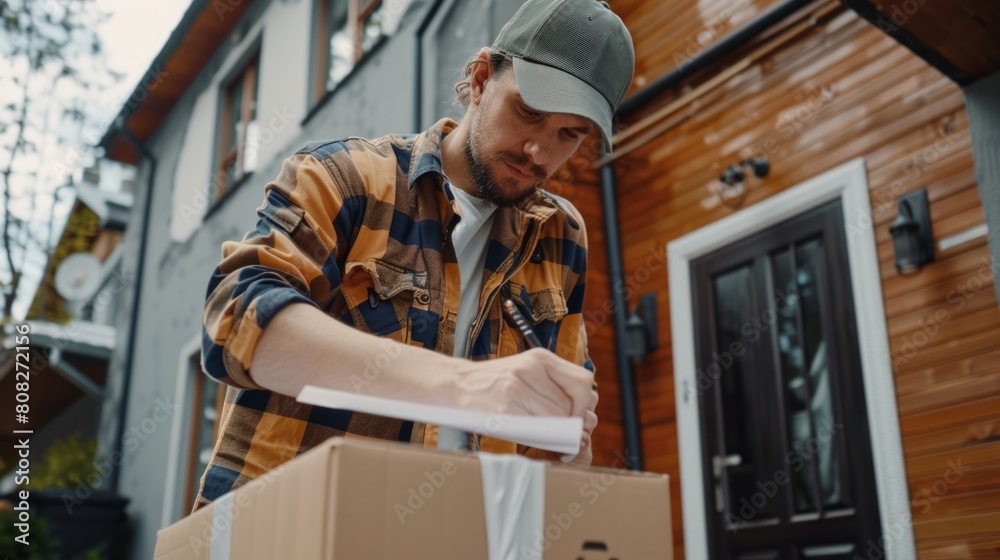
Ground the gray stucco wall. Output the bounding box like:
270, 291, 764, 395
422, 0, 523, 127
97, 1, 530, 558
964, 71, 1000, 304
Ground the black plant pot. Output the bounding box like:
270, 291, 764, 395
30, 489, 130, 559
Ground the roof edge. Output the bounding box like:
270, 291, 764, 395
98, 0, 211, 153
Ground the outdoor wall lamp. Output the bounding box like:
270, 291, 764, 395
718, 157, 770, 208
625, 293, 659, 363
890, 188, 935, 275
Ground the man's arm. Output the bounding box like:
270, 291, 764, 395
202, 152, 595, 422
249, 302, 595, 419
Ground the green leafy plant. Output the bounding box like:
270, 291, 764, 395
29, 434, 100, 490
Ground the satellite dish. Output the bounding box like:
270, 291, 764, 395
55, 253, 103, 302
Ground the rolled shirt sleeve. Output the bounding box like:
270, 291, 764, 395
201, 153, 356, 389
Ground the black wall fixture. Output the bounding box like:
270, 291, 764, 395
890, 188, 935, 275
625, 293, 658, 363
718, 157, 770, 207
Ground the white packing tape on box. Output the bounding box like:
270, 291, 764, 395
478, 453, 545, 560
211, 492, 234, 560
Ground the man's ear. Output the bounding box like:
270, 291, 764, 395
469, 47, 493, 106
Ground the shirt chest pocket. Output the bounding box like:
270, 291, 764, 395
499, 282, 569, 353
341, 259, 431, 342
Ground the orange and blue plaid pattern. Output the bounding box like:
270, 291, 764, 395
196, 118, 593, 509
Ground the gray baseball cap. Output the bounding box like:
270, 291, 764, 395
492, 0, 635, 152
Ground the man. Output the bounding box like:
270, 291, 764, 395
196, 0, 634, 509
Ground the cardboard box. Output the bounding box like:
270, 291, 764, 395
154, 437, 672, 559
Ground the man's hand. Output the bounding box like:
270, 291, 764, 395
521, 404, 596, 466
451, 347, 596, 418
560, 406, 597, 466
447, 348, 598, 464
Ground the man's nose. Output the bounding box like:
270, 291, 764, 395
524, 136, 553, 167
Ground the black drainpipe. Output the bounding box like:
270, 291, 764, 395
599, 162, 644, 471
413, 0, 447, 132
601, 0, 815, 471
108, 119, 158, 492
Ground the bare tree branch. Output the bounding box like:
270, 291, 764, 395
0, 0, 121, 323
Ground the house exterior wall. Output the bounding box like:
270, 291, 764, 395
552, 2, 998, 558
98, 1, 529, 558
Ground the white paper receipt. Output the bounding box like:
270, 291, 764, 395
296, 386, 583, 455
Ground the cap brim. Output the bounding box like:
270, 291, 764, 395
512, 57, 614, 153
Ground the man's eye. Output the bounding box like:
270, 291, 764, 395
519, 105, 541, 119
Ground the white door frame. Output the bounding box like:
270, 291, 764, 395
667, 159, 916, 559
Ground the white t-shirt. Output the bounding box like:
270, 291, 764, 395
448, 182, 498, 358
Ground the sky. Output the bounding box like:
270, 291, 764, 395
98, 0, 193, 108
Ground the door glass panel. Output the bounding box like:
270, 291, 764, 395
772, 247, 816, 513
797, 238, 844, 508
772, 239, 844, 514
713, 265, 775, 522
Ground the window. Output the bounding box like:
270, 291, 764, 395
183, 355, 226, 513
83, 166, 100, 185
213, 54, 260, 205
311, 0, 406, 104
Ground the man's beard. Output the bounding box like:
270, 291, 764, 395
464, 118, 544, 208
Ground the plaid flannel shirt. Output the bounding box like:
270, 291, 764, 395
196, 118, 594, 509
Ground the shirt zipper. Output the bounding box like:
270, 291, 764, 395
463, 218, 538, 358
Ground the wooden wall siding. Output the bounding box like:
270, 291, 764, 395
611, 0, 784, 96
553, 3, 999, 558
543, 140, 627, 469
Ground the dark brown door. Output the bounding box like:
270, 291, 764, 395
691, 200, 881, 559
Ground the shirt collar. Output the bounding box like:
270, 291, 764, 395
407, 117, 455, 190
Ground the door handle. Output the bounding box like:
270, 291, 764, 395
712, 453, 742, 513
712, 453, 742, 479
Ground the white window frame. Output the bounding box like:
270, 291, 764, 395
161, 334, 201, 527
667, 158, 916, 559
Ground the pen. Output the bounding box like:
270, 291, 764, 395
503, 299, 543, 348
502, 299, 598, 392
